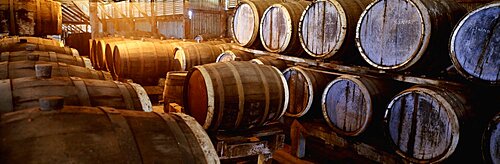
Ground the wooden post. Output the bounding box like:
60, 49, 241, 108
89, 0, 100, 38
183, 1, 191, 39
151, 0, 158, 34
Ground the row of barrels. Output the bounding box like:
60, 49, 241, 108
0, 0, 62, 36
232, 0, 500, 85
0, 37, 220, 163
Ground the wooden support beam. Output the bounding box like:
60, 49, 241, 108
89, 0, 100, 38
71, 1, 91, 22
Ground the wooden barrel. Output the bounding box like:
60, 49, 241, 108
0, 51, 89, 68
283, 66, 334, 118
0, 42, 79, 56
104, 40, 133, 77
450, 2, 500, 85
356, 0, 467, 73
232, 0, 284, 48
384, 85, 478, 163
0, 76, 152, 113
65, 33, 91, 56
216, 50, 255, 62
173, 43, 223, 71
322, 75, 398, 136
202, 40, 226, 45
299, 0, 372, 60
0, 36, 63, 47
482, 112, 500, 164
96, 38, 126, 70
260, 1, 311, 55
163, 71, 188, 110
214, 43, 238, 51
0, 60, 112, 80
184, 61, 289, 131
0, 0, 62, 36
114, 40, 176, 85
0, 104, 219, 163
250, 55, 288, 71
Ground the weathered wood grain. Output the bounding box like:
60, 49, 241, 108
173, 43, 223, 71
0, 0, 62, 36
0, 51, 88, 67
0, 60, 112, 80
163, 71, 187, 110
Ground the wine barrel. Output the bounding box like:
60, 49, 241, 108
216, 50, 255, 62
65, 33, 91, 56
384, 85, 477, 163
250, 56, 288, 71
202, 40, 226, 45
356, 0, 467, 72
299, 0, 372, 60
232, 0, 283, 48
96, 38, 126, 70
184, 61, 289, 131
260, 1, 311, 55
0, 61, 112, 80
173, 43, 223, 71
214, 43, 238, 51
0, 42, 79, 56
0, 102, 219, 163
283, 66, 334, 118
0, 0, 62, 36
322, 75, 398, 136
482, 112, 500, 164
1, 36, 63, 47
163, 71, 188, 110
0, 76, 152, 112
450, 2, 500, 85
104, 40, 133, 77
0, 51, 89, 68
114, 40, 176, 85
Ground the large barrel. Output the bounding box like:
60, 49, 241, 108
356, 0, 467, 73
482, 112, 500, 164
299, 0, 372, 60
232, 0, 283, 48
322, 75, 398, 136
0, 76, 152, 112
283, 66, 334, 118
113, 40, 176, 85
250, 55, 288, 71
65, 33, 91, 56
0, 42, 79, 56
173, 43, 223, 71
96, 37, 126, 70
163, 71, 188, 109
384, 85, 479, 163
216, 49, 255, 62
105, 40, 133, 77
0, 36, 63, 47
184, 61, 289, 131
260, 1, 311, 55
450, 2, 500, 85
0, 103, 219, 163
0, 61, 112, 80
0, 51, 89, 68
0, 0, 62, 36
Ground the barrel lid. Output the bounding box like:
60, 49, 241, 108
216, 51, 237, 63
283, 66, 313, 117
260, 4, 292, 53
233, 3, 257, 46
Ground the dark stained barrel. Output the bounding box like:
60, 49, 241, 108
0, 36, 63, 47
283, 66, 334, 118
260, 1, 311, 56
482, 112, 500, 164
216, 49, 255, 62
0, 42, 79, 56
322, 75, 398, 136
173, 43, 223, 71
0, 104, 219, 163
0, 0, 62, 36
0, 51, 89, 68
65, 33, 91, 56
250, 55, 288, 71
450, 2, 500, 85
384, 85, 478, 163
163, 71, 188, 110
0, 61, 112, 80
0, 77, 152, 112
184, 61, 289, 131
299, 0, 372, 60
356, 0, 467, 73
232, 0, 283, 48
113, 40, 176, 85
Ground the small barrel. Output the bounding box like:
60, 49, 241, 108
384, 85, 477, 163
65, 33, 91, 56
482, 112, 500, 164
0, 37, 63, 47
0, 77, 152, 113
96, 38, 126, 70
0, 0, 62, 36
184, 61, 289, 131
299, 0, 372, 60
0, 43, 79, 56
173, 43, 223, 71
283, 66, 334, 117
232, 0, 284, 48
0, 61, 112, 80
250, 56, 288, 71
216, 50, 255, 62
260, 1, 311, 55
114, 40, 176, 85
356, 0, 467, 72
0, 105, 219, 163
163, 71, 188, 110
322, 75, 398, 136
450, 2, 500, 85
0, 51, 89, 68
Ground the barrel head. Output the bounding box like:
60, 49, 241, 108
186, 70, 210, 129
283, 67, 312, 117
233, 3, 257, 46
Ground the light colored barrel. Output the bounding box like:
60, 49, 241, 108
0, 0, 62, 36
250, 55, 288, 71
0, 60, 112, 80
0, 51, 89, 68
356, 0, 467, 72
163, 71, 188, 110
216, 49, 255, 62
185, 61, 289, 131
0, 105, 219, 163
173, 43, 223, 71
